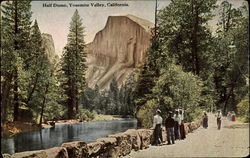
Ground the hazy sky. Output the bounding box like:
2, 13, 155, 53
30, 0, 246, 55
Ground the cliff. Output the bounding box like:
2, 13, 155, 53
86, 14, 154, 89
42, 33, 56, 62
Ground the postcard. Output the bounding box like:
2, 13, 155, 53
1, 0, 249, 157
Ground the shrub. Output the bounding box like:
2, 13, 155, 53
136, 99, 158, 128
76, 109, 95, 120
237, 95, 249, 123
153, 64, 203, 122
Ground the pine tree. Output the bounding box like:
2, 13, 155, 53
1, 0, 32, 122
157, 0, 216, 77
28, 20, 57, 124
61, 10, 87, 119
214, 2, 249, 114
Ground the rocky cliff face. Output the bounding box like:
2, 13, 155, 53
86, 15, 154, 89
42, 33, 56, 62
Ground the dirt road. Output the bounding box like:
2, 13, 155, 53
123, 114, 249, 157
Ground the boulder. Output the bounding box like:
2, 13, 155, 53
61, 141, 88, 158
96, 137, 117, 158
124, 129, 141, 151
137, 129, 153, 149
87, 141, 104, 157
11, 150, 46, 158
184, 123, 190, 135
96, 137, 117, 146
108, 133, 132, 156
2, 154, 12, 158
44, 147, 68, 158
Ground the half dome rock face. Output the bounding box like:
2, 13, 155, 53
42, 33, 56, 62
86, 14, 154, 89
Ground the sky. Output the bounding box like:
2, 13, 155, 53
30, 0, 246, 55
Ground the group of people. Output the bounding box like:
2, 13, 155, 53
202, 110, 223, 130
152, 109, 186, 146
152, 109, 227, 146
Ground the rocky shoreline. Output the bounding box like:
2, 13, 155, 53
2, 115, 123, 136
2, 118, 202, 158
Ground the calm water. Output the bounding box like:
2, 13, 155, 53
1, 118, 137, 154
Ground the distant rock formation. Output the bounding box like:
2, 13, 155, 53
42, 33, 57, 62
86, 14, 154, 89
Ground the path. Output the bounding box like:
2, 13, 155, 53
123, 114, 249, 157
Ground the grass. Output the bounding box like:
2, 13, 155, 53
93, 114, 122, 121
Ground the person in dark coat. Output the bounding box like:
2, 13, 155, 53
216, 110, 222, 130
173, 110, 181, 140
202, 112, 208, 129
165, 112, 175, 145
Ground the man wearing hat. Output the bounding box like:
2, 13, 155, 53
216, 110, 222, 130
152, 109, 163, 145
165, 111, 175, 145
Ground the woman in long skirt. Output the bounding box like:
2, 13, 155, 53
179, 110, 186, 139
202, 112, 208, 129
180, 121, 186, 139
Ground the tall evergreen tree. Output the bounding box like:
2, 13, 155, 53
27, 20, 60, 124
61, 10, 87, 119
157, 0, 216, 77
214, 2, 249, 114
1, 0, 32, 122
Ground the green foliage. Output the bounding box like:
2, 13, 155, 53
213, 2, 249, 114
1, 0, 33, 122
137, 63, 204, 125
60, 9, 87, 119
82, 73, 136, 116
137, 99, 158, 128
1, 1, 65, 125
157, 0, 216, 76
237, 95, 249, 123
76, 109, 95, 120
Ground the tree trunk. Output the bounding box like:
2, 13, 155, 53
13, 0, 19, 122
191, 2, 200, 76
39, 85, 49, 126
223, 78, 237, 114
26, 73, 39, 105
67, 86, 74, 119
13, 68, 19, 121
1, 72, 14, 124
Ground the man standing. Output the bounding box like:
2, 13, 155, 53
152, 109, 163, 145
216, 110, 222, 130
174, 110, 181, 140
165, 112, 175, 145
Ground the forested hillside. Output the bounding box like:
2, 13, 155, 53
135, 0, 249, 127
1, 0, 248, 132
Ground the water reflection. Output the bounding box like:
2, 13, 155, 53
1, 118, 137, 154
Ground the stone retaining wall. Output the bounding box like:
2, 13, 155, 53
3, 118, 202, 158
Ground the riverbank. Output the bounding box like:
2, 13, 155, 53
2, 115, 124, 136
2, 117, 202, 157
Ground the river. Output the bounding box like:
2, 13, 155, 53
1, 118, 137, 154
